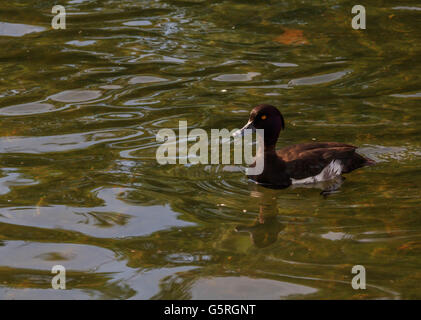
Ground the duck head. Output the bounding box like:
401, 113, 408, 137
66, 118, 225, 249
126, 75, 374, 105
234, 104, 285, 147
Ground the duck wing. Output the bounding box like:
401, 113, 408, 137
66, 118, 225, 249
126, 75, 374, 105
277, 142, 360, 180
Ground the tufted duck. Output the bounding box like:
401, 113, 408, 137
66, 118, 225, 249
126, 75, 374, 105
234, 104, 375, 188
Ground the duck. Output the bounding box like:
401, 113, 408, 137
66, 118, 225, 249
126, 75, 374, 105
234, 104, 375, 189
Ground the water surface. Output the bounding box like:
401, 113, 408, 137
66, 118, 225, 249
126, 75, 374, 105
0, 0, 421, 299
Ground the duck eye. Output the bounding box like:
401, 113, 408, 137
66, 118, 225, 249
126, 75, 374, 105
261, 115, 267, 120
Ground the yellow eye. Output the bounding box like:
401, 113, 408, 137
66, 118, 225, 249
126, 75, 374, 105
261, 115, 267, 120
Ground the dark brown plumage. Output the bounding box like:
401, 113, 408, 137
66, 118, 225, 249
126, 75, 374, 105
236, 104, 375, 188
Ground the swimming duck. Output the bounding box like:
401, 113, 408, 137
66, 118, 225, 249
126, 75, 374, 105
235, 104, 375, 188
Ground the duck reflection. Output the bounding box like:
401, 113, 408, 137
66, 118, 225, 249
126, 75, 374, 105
235, 185, 285, 248
235, 177, 345, 248
291, 175, 345, 197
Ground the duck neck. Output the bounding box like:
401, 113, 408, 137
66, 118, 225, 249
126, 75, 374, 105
256, 138, 280, 165
255, 134, 282, 166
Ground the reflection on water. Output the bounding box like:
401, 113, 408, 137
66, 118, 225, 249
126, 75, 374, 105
288, 70, 351, 86
191, 276, 318, 300
236, 186, 286, 248
0, 22, 44, 37
0, 0, 421, 299
0, 102, 57, 116
49, 90, 103, 103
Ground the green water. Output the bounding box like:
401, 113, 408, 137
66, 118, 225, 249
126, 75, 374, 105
0, 0, 420, 299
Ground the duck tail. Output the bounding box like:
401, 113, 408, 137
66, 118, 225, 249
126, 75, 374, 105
343, 152, 375, 173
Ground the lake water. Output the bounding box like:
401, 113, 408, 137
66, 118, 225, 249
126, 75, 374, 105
0, 0, 420, 299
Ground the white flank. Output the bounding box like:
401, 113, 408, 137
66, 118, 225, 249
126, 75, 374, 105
291, 159, 343, 185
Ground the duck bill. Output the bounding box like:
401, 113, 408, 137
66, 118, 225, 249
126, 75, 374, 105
232, 121, 256, 137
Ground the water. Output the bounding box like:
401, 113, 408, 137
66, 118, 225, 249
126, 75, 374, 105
0, 0, 420, 299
